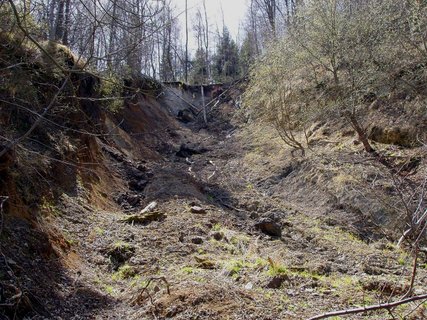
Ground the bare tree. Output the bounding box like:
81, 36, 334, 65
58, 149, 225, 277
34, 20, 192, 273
202, 0, 210, 81
185, 0, 188, 82
245, 0, 427, 154
255, 0, 277, 37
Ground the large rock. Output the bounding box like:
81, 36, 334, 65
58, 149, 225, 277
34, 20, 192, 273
266, 275, 289, 289
128, 179, 148, 191
177, 109, 195, 123
255, 218, 282, 237
116, 192, 141, 207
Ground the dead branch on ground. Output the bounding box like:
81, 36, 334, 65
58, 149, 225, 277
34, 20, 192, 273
130, 276, 170, 306
308, 293, 427, 320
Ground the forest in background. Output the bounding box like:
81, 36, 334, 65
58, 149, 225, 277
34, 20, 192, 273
0, 0, 305, 84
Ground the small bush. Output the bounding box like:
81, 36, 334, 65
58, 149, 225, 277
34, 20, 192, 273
98, 73, 125, 113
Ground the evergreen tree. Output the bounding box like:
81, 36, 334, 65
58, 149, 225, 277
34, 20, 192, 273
239, 33, 257, 76
213, 27, 240, 82
190, 48, 209, 84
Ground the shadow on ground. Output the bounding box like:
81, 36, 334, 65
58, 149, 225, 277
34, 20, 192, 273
0, 214, 116, 320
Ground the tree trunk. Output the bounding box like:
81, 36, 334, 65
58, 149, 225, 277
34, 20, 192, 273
62, 0, 71, 45
345, 111, 375, 153
250, 0, 260, 54
266, 0, 276, 37
107, 0, 118, 71
54, 0, 65, 41
185, 0, 188, 83
202, 0, 210, 81
48, 0, 57, 40
201, 85, 207, 125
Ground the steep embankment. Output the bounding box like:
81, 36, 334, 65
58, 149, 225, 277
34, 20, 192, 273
1, 38, 427, 320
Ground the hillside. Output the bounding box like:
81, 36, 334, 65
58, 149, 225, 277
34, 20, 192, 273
0, 30, 427, 320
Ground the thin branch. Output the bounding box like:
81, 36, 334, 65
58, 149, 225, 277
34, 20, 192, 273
308, 294, 427, 320
0, 62, 26, 71
6, 0, 146, 96
401, 246, 419, 299
0, 75, 70, 159
7, 0, 72, 74
130, 276, 170, 306
0, 196, 8, 238
0, 99, 124, 138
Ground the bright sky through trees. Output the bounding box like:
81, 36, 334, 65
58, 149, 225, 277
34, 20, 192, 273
172, 0, 248, 48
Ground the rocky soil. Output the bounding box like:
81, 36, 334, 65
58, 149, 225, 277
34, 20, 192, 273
1, 83, 427, 320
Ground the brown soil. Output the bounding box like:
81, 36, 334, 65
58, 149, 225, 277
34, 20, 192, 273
1, 81, 427, 320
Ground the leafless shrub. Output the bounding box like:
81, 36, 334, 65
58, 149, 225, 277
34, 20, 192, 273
244, 0, 427, 154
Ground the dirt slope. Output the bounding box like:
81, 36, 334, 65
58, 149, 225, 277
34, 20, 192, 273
2, 94, 426, 320
1, 45, 426, 318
